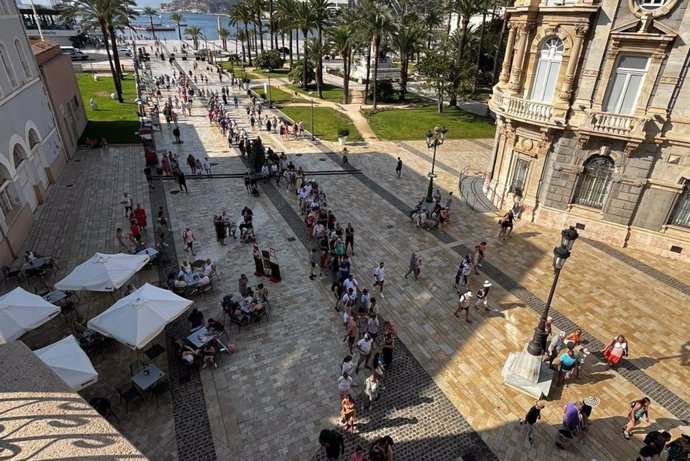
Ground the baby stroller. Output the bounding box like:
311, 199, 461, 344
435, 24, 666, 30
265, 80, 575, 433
250, 184, 260, 197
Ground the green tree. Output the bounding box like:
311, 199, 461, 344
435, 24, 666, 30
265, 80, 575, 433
230, 2, 254, 65
142, 6, 157, 40
185, 25, 202, 50
417, 44, 460, 113
309, 0, 333, 95
249, 137, 266, 173
423, 8, 444, 49
491, 0, 513, 86
287, 60, 314, 86
170, 12, 184, 40
256, 49, 284, 70
358, 0, 393, 109
292, 0, 317, 89
276, 0, 297, 68
328, 22, 354, 103
390, 14, 425, 102
307, 36, 329, 98
218, 27, 230, 51
247, 0, 265, 52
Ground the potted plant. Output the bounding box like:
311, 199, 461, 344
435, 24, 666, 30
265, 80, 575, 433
337, 128, 350, 146
243, 77, 251, 90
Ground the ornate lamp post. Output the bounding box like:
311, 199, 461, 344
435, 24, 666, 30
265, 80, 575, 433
502, 226, 579, 398
424, 125, 447, 203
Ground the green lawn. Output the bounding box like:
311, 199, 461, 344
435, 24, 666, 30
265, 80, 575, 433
289, 83, 345, 103
255, 85, 294, 105
218, 62, 251, 79
367, 105, 495, 141
280, 106, 362, 142
250, 67, 291, 79
77, 73, 140, 143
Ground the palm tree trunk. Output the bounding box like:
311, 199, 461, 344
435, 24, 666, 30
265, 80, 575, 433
459, 19, 469, 60
258, 20, 264, 51
317, 29, 324, 98
372, 38, 380, 109
491, 1, 508, 86
316, 62, 322, 98
437, 85, 444, 113
399, 58, 408, 102
288, 33, 293, 68
295, 30, 300, 61
281, 34, 285, 59
177, 24, 182, 40
108, 25, 123, 81
363, 44, 371, 105
245, 23, 253, 65
101, 23, 123, 102
342, 51, 349, 103
472, 7, 489, 97
268, 0, 274, 49
302, 29, 309, 89
149, 15, 157, 41
241, 37, 246, 63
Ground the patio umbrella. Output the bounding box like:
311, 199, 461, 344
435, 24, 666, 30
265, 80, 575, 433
87, 283, 192, 350
54, 253, 149, 292
34, 335, 98, 391
0, 287, 61, 342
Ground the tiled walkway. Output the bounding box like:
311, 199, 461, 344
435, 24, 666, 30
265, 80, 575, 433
5, 40, 688, 461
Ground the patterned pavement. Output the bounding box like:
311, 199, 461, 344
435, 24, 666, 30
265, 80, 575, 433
5, 40, 689, 461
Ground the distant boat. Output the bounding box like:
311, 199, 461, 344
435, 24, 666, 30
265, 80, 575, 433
178, 22, 188, 26
133, 24, 176, 32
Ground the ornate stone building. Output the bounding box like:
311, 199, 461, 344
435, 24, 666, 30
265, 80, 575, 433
488, 0, 690, 260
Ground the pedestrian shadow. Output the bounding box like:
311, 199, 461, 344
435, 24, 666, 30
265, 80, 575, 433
357, 416, 419, 433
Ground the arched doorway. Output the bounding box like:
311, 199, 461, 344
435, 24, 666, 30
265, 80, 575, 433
12, 143, 39, 210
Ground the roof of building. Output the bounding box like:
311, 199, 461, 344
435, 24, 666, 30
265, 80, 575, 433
0, 341, 146, 460
30, 39, 58, 56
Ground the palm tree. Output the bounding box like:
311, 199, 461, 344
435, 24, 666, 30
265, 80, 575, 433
142, 6, 157, 40
185, 25, 202, 50
267, 0, 276, 49
293, 0, 317, 89
247, 0, 265, 52
491, 0, 512, 86
219, 27, 230, 51
59, 0, 133, 102
171, 12, 184, 40
230, 3, 254, 65
108, 3, 136, 84
452, 0, 482, 61
309, 0, 333, 96
390, 14, 425, 102
235, 28, 248, 62
423, 8, 444, 49
276, 0, 297, 68
359, 0, 393, 109
472, 0, 492, 96
307, 36, 329, 98
328, 23, 353, 103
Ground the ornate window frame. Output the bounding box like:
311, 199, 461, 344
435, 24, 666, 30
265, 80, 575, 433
628, 0, 680, 18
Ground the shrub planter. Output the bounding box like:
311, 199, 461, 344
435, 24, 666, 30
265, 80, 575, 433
337, 128, 350, 146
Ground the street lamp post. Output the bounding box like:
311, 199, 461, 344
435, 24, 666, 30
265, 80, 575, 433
502, 226, 579, 398
309, 92, 315, 141
424, 125, 448, 203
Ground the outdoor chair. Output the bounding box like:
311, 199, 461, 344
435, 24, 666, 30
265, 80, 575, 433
129, 359, 145, 376
209, 264, 220, 282
225, 310, 249, 332
116, 384, 142, 413
33, 282, 51, 297
2, 265, 22, 285
152, 379, 170, 408
90, 397, 119, 422
46, 256, 59, 274
200, 281, 214, 301
251, 304, 269, 324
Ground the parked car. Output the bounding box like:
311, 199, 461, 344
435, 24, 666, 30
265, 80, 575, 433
117, 47, 132, 57
60, 46, 89, 61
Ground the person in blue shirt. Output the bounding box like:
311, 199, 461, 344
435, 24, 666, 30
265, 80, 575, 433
557, 348, 578, 387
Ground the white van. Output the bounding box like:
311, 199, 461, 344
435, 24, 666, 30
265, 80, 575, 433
60, 46, 89, 61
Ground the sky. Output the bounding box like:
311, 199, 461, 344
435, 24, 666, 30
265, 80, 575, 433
23, 0, 162, 8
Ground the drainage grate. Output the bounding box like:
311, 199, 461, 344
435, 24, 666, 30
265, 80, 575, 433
575, 222, 586, 230
66, 184, 74, 188
72, 159, 81, 163
296, 153, 303, 156
670, 245, 683, 254
387, 224, 395, 229
170, 190, 180, 195
210, 162, 219, 166
287, 237, 296, 242
319, 158, 326, 161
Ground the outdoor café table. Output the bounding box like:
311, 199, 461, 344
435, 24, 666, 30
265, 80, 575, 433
239, 298, 252, 314
137, 247, 159, 259
191, 259, 206, 271
42, 290, 67, 304
186, 327, 215, 349
21, 258, 46, 274
131, 363, 165, 392
184, 273, 201, 287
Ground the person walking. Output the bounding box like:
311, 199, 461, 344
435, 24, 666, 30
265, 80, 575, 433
395, 157, 403, 177
182, 227, 196, 255
345, 315, 358, 355
144, 165, 155, 189
339, 394, 357, 436
382, 332, 394, 370
309, 247, 319, 280
404, 252, 418, 279
116, 227, 129, 252
373, 262, 385, 298
474, 281, 492, 312
603, 334, 628, 368
203, 157, 212, 176
454, 289, 473, 323
172, 125, 182, 143
319, 429, 345, 461
454, 255, 472, 287
120, 192, 133, 218
134, 203, 148, 231
363, 373, 380, 410
519, 400, 545, 445
337, 371, 356, 400
345, 223, 354, 256
624, 397, 651, 440
556, 348, 578, 387
498, 209, 515, 239
355, 334, 373, 374
176, 170, 189, 193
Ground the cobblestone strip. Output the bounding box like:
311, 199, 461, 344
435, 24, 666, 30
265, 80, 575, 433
450, 243, 690, 425
579, 237, 690, 296
148, 168, 217, 460
257, 178, 498, 461
293, 131, 690, 426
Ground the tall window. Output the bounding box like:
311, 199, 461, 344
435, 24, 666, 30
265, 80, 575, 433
0, 43, 17, 88
13, 145, 25, 168
510, 158, 530, 197
530, 38, 564, 103
669, 180, 690, 228
0, 187, 17, 218
14, 39, 31, 79
573, 155, 614, 209
603, 55, 649, 115
638, 0, 667, 9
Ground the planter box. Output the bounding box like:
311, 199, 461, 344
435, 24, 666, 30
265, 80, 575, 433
338, 136, 348, 146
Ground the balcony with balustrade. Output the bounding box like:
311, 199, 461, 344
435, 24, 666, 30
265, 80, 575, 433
577, 111, 652, 142
490, 90, 563, 128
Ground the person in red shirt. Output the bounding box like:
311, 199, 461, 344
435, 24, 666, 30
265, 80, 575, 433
134, 203, 147, 231
130, 220, 141, 244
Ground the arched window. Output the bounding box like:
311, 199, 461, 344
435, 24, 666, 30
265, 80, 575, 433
638, 0, 668, 9
28, 129, 40, 149
573, 155, 614, 209
12, 145, 25, 168
669, 180, 690, 227
14, 39, 30, 79
530, 38, 564, 103
0, 42, 17, 88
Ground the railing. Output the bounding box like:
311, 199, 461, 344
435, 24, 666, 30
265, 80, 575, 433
580, 111, 650, 140
491, 92, 554, 125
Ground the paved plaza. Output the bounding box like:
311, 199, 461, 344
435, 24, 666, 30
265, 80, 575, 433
7, 44, 690, 461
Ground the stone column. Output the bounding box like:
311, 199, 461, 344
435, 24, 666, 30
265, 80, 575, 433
558, 25, 588, 101
499, 24, 517, 84
508, 23, 532, 92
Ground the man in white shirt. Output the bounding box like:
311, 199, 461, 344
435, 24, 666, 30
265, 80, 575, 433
373, 262, 385, 298
355, 334, 373, 374
341, 288, 355, 308
454, 289, 473, 323
343, 275, 358, 298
